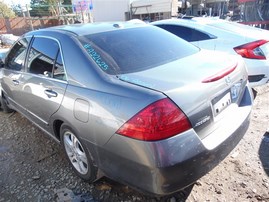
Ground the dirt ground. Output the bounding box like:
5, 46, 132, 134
0, 84, 268, 202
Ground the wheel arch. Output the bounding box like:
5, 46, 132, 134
52, 118, 104, 179
59, 122, 100, 181
53, 119, 64, 141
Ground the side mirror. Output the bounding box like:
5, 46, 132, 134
0, 49, 9, 68
0, 58, 4, 68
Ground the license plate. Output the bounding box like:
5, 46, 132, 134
212, 92, 231, 116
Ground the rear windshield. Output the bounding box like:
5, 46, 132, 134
79, 26, 199, 75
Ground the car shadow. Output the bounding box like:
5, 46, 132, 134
258, 131, 269, 176
92, 177, 194, 201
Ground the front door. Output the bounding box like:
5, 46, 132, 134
2, 37, 31, 113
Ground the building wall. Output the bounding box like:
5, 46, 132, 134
91, 0, 130, 22
132, 12, 171, 21
131, 0, 178, 20
131, 0, 173, 14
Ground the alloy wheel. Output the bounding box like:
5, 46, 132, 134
63, 131, 89, 175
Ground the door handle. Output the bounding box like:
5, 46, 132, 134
12, 80, 19, 85
44, 89, 58, 98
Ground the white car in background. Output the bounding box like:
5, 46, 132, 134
0, 48, 9, 110
152, 18, 269, 88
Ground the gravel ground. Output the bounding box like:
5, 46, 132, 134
0, 84, 268, 202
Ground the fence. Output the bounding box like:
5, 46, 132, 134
0, 4, 88, 36
0, 17, 62, 36
235, 0, 269, 29
239, 20, 269, 29
1, 1, 269, 36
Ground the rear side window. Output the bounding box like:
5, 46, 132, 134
5, 38, 31, 71
156, 24, 216, 42
79, 26, 199, 75
27, 37, 66, 81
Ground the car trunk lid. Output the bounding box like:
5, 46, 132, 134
118, 50, 248, 139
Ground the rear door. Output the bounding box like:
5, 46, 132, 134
19, 37, 67, 130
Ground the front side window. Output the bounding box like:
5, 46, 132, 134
27, 37, 66, 81
79, 26, 199, 75
6, 37, 31, 71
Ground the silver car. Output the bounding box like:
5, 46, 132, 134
0, 21, 252, 195
152, 18, 269, 88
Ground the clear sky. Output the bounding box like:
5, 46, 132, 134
3, 0, 31, 6
4, 0, 136, 6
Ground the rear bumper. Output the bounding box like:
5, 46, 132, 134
248, 75, 269, 88
83, 87, 252, 196
244, 59, 269, 88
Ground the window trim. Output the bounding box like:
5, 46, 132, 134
5, 36, 33, 72
25, 35, 68, 83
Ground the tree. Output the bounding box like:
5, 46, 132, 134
30, 0, 72, 17
11, 4, 23, 17
63, 0, 71, 5
0, 2, 16, 18
30, 0, 50, 17
62, 0, 72, 13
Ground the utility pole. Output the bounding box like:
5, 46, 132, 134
26, 4, 34, 31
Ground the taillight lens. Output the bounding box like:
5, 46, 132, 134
116, 98, 191, 141
234, 40, 268, 60
202, 64, 237, 83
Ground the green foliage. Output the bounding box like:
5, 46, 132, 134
0, 2, 16, 18
62, 0, 72, 13
30, 0, 50, 17
11, 4, 23, 17
30, 0, 73, 17
62, 0, 72, 5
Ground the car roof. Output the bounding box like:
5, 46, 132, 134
30, 20, 147, 36
152, 17, 269, 39
152, 17, 224, 26
187, 17, 224, 23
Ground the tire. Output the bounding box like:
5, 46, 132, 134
0, 95, 13, 113
60, 124, 97, 182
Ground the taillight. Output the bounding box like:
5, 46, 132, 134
116, 98, 191, 141
234, 40, 268, 60
202, 64, 237, 83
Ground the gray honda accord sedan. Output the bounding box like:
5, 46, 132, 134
0, 21, 252, 195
